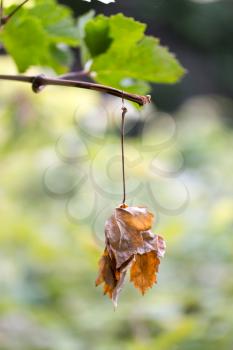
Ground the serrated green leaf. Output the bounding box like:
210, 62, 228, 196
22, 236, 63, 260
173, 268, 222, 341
0, 0, 79, 72
93, 36, 185, 84
108, 13, 146, 47
82, 13, 186, 93
85, 15, 112, 57
28, 0, 79, 46
0, 16, 49, 72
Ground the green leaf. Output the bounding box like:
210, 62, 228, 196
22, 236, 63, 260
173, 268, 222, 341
77, 10, 95, 65
0, 0, 79, 72
82, 13, 186, 94
28, 0, 79, 46
84, 15, 112, 57
0, 16, 49, 72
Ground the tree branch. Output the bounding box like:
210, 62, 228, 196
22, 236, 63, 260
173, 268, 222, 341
0, 73, 151, 106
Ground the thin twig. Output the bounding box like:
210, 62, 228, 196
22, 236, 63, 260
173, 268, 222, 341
6, 0, 30, 19
0, 73, 151, 106
59, 70, 90, 80
121, 104, 128, 205
0, 0, 30, 27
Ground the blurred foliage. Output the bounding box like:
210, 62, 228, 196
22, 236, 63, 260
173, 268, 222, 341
0, 0, 79, 73
80, 13, 185, 93
0, 0, 185, 94
0, 56, 233, 349
65, 0, 233, 110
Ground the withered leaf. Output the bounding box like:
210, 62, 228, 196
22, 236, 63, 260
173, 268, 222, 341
95, 248, 116, 298
130, 251, 160, 295
96, 205, 166, 307
105, 206, 156, 268
95, 247, 133, 308
115, 206, 154, 231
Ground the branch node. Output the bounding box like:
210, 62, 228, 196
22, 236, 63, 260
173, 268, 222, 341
0, 73, 151, 106
143, 95, 152, 104
1, 16, 8, 25
121, 106, 128, 116
32, 74, 45, 93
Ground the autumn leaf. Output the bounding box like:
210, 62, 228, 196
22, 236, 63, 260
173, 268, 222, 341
96, 205, 166, 307
95, 248, 116, 298
130, 251, 160, 295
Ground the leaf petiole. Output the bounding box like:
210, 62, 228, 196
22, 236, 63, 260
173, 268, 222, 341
0, 0, 30, 27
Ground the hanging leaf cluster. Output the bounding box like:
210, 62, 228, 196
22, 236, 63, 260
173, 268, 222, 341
96, 205, 166, 307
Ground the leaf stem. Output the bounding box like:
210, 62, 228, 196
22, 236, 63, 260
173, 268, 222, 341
2, 0, 30, 24
121, 105, 127, 205
0, 73, 151, 106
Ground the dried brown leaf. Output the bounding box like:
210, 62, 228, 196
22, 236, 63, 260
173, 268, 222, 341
116, 206, 154, 231
130, 251, 160, 295
95, 248, 116, 298
105, 206, 156, 268
96, 205, 166, 306
95, 248, 133, 307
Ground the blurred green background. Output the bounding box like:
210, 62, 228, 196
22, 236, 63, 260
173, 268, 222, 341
0, 1, 233, 349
